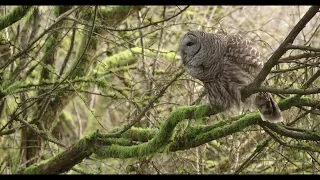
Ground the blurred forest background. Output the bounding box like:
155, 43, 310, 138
0, 5, 319, 174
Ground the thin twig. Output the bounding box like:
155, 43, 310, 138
65, 6, 189, 32
286, 44, 320, 52
14, 117, 66, 147
256, 86, 320, 95
0, 6, 80, 70
105, 70, 185, 138
242, 6, 320, 100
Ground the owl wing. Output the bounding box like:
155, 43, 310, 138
225, 34, 263, 76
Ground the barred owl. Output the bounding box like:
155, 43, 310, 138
180, 30, 283, 123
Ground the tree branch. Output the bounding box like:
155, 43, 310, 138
260, 121, 320, 141
286, 44, 320, 52
66, 6, 189, 32
17, 95, 320, 174
104, 69, 186, 138
261, 124, 320, 152
0, 7, 79, 71
0, 6, 33, 31
256, 86, 320, 95
242, 6, 320, 100
278, 52, 320, 64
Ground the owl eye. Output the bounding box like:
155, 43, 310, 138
186, 42, 194, 46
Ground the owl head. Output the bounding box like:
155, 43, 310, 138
180, 30, 227, 81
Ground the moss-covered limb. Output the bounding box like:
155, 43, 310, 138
95, 136, 133, 147
95, 48, 139, 74
120, 127, 158, 142
261, 125, 320, 153
180, 120, 230, 141
16, 95, 320, 174
168, 112, 261, 151
17, 131, 143, 174
169, 95, 320, 152
0, 6, 33, 31
276, 96, 319, 111
292, 97, 320, 109
39, 6, 72, 83
17, 132, 98, 174
94, 104, 212, 158
100, 6, 144, 27
98, 121, 227, 145
94, 96, 320, 158
260, 121, 320, 141
0, 78, 133, 109
95, 47, 179, 75
3, 75, 131, 93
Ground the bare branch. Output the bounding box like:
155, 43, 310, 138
261, 124, 320, 152
286, 44, 320, 52
0, 6, 80, 71
257, 86, 320, 95
66, 6, 189, 32
242, 6, 320, 100
105, 70, 186, 138
260, 121, 320, 141
278, 53, 320, 64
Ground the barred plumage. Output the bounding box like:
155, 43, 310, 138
180, 30, 283, 123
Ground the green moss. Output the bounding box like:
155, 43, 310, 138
18, 155, 53, 174
122, 127, 157, 142
0, 6, 33, 31
178, 112, 260, 150
74, 131, 99, 152
170, 104, 211, 121
96, 137, 132, 146
94, 104, 213, 159
100, 6, 143, 27
2, 80, 24, 94
236, 112, 260, 129
61, 111, 73, 122
278, 96, 298, 110
95, 47, 180, 75
184, 120, 230, 140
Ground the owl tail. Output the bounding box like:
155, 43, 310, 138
254, 92, 283, 123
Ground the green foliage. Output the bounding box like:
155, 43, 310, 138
1, 5, 320, 175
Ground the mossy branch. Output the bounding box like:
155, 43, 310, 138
17, 132, 98, 174
94, 104, 213, 158
95, 47, 179, 74
100, 6, 144, 27
0, 6, 33, 31
17, 95, 320, 174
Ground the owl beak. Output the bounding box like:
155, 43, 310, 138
182, 56, 187, 65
